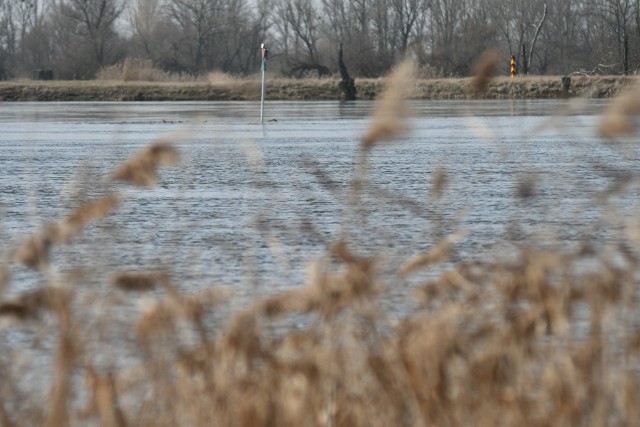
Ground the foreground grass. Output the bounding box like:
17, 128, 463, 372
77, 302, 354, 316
0, 74, 636, 101
2, 59, 640, 426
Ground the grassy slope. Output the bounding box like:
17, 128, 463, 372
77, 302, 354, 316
0, 75, 636, 101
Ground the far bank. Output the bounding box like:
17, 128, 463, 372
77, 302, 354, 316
0, 75, 635, 102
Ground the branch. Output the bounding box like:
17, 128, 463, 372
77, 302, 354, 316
527, 2, 547, 73
567, 63, 620, 77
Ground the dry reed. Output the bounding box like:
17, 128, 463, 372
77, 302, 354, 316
207, 71, 243, 86
12, 194, 120, 269
97, 58, 198, 83
598, 82, 640, 137
111, 272, 168, 292
112, 140, 180, 186
470, 50, 501, 94
361, 60, 416, 149
2, 58, 640, 427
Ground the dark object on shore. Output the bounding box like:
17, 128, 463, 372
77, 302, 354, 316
338, 42, 356, 101
32, 69, 54, 81
561, 76, 571, 98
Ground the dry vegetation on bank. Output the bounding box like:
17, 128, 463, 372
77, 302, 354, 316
3, 56, 640, 426
0, 72, 637, 102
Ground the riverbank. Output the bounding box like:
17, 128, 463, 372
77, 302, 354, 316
0, 75, 636, 101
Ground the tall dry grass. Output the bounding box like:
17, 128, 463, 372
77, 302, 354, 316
96, 58, 201, 82
2, 57, 640, 427
96, 58, 248, 84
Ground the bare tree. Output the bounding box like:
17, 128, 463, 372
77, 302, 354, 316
216, 0, 256, 72
540, 0, 583, 74
428, 0, 467, 73
320, 0, 382, 75
0, 0, 16, 79
321, 0, 351, 44
17, 0, 54, 73
0, 0, 54, 77
164, 0, 222, 72
598, 0, 634, 74
129, 0, 162, 59
3, 0, 640, 79
372, 0, 392, 58
390, 0, 426, 53
231, 0, 272, 74
160, 0, 270, 74
526, 2, 547, 74
275, 0, 329, 76
492, 0, 548, 74
576, 0, 627, 73
60, 0, 125, 72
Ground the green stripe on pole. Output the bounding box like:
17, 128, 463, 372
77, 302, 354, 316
260, 44, 267, 71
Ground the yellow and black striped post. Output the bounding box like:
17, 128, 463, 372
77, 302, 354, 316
510, 55, 517, 78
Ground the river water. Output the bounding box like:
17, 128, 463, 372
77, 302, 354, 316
0, 99, 638, 306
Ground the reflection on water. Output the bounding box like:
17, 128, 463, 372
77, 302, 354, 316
0, 99, 635, 306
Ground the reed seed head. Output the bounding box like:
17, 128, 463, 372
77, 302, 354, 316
56, 194, 120, 243
14, 233, 52, 269
112, 271, 169, 292
112, 141, 180, 186
470, 50, 501, 94
400, 231, 467, 277
431, 166, 447, 199
0, 287, 69, 322
598, 83, 640, 138
361, 60, 416, 149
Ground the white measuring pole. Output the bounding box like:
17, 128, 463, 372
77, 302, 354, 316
260, 67, 265, 123
260, 43, 267, 123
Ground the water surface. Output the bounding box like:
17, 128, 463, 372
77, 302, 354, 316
0, 99, 636, 305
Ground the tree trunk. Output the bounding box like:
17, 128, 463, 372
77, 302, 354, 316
338, 42, 356, 100
527, 3, 548, 75
623, 32, 630, 75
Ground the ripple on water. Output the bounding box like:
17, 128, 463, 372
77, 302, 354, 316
0, 100, 632, 301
